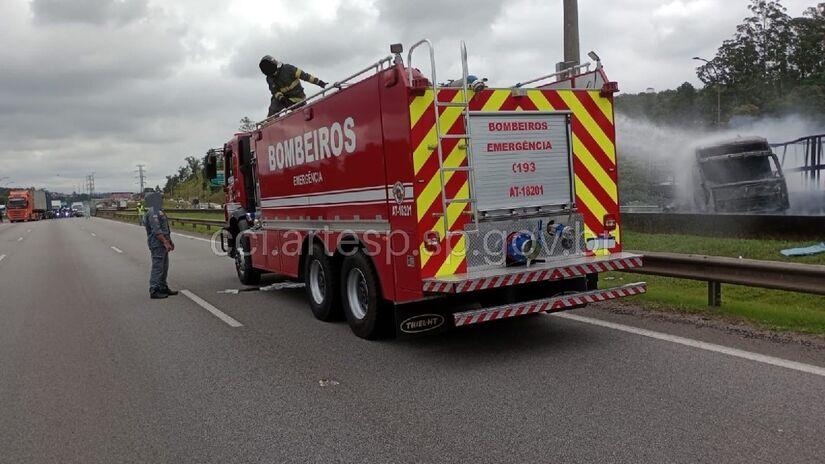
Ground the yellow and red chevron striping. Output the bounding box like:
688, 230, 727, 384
409, 87, 621, 279
410, 88, 475, 278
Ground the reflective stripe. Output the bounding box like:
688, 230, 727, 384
279, 78, 302, 94
262, 218, 389, 233
260, 186, 388, 208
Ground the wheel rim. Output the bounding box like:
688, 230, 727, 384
308, 260, 326, 305
346, 268, 368, 320
235, 241, 247, 274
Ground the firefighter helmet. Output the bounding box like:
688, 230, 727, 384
259, 55, 280, 75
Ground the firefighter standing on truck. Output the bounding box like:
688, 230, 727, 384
259, 55, 327, 117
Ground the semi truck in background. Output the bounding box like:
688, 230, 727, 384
33, 189, 48, 218
6, 189, 49, 222
205, 40, 646, 339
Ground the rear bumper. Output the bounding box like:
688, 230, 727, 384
423, 252, 643, 293
453, 282, 647, 327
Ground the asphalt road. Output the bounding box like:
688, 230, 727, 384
1, 217, 824, 464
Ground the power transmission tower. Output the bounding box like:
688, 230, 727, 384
86, 173, 95, 218
86, 173, 95, 198
135, 164, 146, 193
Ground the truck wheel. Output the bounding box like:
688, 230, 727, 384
304, 242, 342, 322
235, 227, 261, 286
341, 250, 392, 340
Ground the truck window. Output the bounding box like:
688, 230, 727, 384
702, 156, 774, 184
225, 149, 233, 179
8, 198, 26, 209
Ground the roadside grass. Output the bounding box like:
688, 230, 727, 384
623, 230, 825, 265
165, 210, 224, 221
610, 230, 825, 335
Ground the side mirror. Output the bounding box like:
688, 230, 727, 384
205, 154, 217, 180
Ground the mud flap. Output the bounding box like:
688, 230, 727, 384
393, 300, 452, 338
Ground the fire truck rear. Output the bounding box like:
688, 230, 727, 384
205, 40, 646, 339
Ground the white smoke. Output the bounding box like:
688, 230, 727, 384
615, 113, 825, 213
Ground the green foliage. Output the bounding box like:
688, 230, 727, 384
163, 154, 222, 205
607, 273, 825, 334
616, 82, 713, 127
621, 230, 825, 265
617, 1, 825, 127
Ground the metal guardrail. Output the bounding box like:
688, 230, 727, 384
624, 251, 825, 306
165, 217, 224, 229
98, 210, 225, 232
97, 208, 223, 215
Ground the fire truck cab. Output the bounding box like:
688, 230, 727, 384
206, 40, 645, 339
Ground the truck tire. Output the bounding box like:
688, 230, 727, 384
304, 242, 342, 322
340, 250, 392, 340
235, 226, 261, 286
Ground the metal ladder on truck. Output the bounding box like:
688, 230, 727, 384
407, 39, 480, 235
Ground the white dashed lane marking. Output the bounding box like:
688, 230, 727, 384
181, 290, 243, 328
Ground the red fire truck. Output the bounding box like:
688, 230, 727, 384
206, 40, 646, 339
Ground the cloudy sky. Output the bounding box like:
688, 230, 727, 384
0, 0, 816, 193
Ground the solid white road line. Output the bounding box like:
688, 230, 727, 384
110, 246, 124, 254
552, 313, 825, 378
91, 233, 97, 237
0, 254, 6, 262
181, 290, 243, 328
17, 237, 23, 242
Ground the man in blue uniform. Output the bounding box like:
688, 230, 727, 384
143, 192, 178, 299
259, 55, 327, 117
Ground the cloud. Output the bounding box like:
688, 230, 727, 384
0, 0, 817, 192
30, 0, 149, 25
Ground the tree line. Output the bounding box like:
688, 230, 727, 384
617, 1, 825, 126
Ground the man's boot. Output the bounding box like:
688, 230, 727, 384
150, 289, 168, 299
161, 287, 179, 296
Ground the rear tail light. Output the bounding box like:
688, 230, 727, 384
410, 78, 430, 96
423, 230, 440, 253
603, 214, 617, 232
600, 81, 619, 97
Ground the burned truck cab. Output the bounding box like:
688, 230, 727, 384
693, 137, 790, 213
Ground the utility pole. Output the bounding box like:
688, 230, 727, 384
693, 56, 721, 125
563, 0, 580, 69
135, 164, 146, 193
